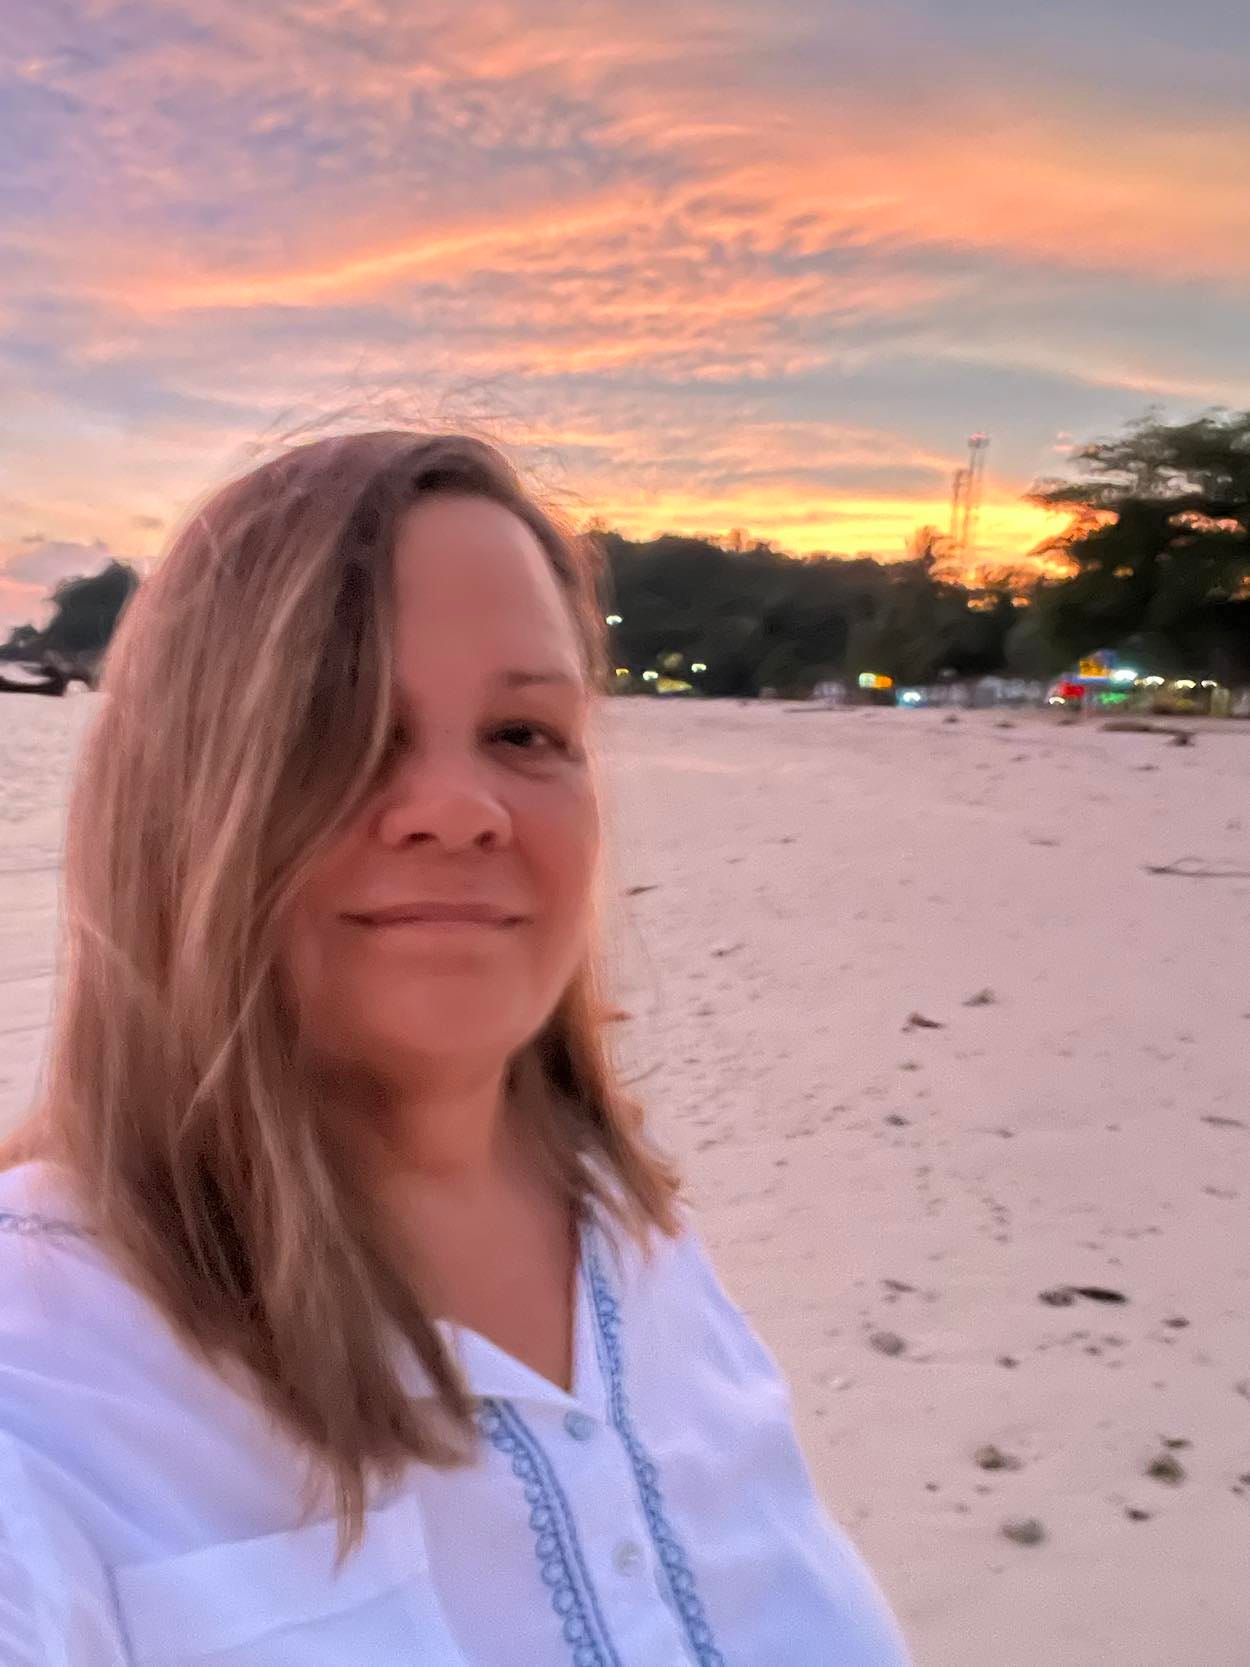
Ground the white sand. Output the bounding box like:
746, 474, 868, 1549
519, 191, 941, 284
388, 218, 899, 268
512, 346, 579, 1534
3, 693, 1249, 1664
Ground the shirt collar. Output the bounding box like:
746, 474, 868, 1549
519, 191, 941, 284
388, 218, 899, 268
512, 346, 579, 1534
398, 1217, 614, 1421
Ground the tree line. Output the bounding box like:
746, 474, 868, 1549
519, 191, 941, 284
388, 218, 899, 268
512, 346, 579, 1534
601, 410, 1250, 697
4, 410, 1247, 697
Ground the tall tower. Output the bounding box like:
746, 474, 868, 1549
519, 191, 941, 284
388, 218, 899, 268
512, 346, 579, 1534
949, 432, 990, 565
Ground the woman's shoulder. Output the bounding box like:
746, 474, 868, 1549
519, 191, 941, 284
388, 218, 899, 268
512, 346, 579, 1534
0, 1158, 91, 1238
0, 1162, 155, 1422
0, 1161, 244, 1446
592, 1198, 789, 1398
0, 1160, 107, 1319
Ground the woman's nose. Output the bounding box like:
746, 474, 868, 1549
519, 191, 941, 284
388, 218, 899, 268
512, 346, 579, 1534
374, 754, 512, 853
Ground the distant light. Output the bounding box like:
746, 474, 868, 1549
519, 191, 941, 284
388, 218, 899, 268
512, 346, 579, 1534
1201, 679, 1218, 688
900, 690, 922, 705
1110, 668, 1138, 684
1175, 679, 1197, 690
858, 672, 894, 690
642, 669, 659, 681
614, 667, 630, 677
1142, 676, 1165, 687
605, 614, 623, 626
691, 661, 707, 673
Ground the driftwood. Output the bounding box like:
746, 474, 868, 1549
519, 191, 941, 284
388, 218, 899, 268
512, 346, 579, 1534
1144, 856, 1250, 880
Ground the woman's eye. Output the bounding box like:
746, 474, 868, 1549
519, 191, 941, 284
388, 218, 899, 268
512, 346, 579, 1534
493, 722, 569, 756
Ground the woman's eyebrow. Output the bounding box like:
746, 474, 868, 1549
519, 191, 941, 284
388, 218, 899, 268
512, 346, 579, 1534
497, 669, 581, 690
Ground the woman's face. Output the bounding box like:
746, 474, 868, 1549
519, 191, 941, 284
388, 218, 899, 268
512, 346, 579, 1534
288, 494, 600, 1088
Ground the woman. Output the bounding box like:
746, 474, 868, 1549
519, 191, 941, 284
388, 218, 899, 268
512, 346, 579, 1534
0, 433, 911, 1666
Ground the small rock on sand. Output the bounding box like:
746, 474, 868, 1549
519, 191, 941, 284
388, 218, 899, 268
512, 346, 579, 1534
1001, 1518, 1046, 1546
868, 1329, 907, 1357
1039, 1286, 1078, 1307
975, 1444, 1022, 1472
1146, 1452, 1186, 1485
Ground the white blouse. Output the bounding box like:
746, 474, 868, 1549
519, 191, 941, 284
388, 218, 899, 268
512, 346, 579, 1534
0, 1160, 910, 1666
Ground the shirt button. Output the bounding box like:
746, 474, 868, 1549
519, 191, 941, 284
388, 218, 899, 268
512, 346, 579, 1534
613, 1539, 645, 1576
563, 1410, 596, 1441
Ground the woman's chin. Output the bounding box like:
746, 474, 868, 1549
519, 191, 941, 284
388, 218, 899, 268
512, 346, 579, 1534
351, 1004, 541, 1080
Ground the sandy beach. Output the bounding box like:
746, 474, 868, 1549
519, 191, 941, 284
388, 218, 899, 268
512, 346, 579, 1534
2, 692, 1247, 1665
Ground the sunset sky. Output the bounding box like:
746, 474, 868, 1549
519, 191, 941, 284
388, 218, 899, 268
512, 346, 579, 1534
2, 0, 1248, 623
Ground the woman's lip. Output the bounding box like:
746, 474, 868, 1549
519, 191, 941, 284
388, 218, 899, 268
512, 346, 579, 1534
342, 905, 524, 927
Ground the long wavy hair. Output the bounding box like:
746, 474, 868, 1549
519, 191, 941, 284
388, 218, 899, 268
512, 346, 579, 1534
7, 431, 680, 1554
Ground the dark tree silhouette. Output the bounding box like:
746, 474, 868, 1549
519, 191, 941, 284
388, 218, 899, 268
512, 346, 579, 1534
1, 561, 140, 673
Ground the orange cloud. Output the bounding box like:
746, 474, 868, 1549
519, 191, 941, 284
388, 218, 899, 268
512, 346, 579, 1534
568, 470, 1061, 569
5, 0, 1244, 590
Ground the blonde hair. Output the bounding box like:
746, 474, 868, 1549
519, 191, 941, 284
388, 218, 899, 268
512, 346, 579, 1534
9, 432, 679, 1554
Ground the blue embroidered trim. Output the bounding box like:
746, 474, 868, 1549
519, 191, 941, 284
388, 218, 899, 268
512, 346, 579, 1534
0, 1210, 89, 1239
585, 1234, 727, 1667
478, 1398, 624, 1667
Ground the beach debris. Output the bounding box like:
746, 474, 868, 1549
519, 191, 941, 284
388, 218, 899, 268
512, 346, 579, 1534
1039, 1284, 1127, 1307
1001, 1517, 1045, 1546
997, 1355, 1020, 1368
1146, 1451, 1186, 1486
868, 1329, 907, 1357
963, 987, 997, 1007
624, 883, 659, 896
1145, 857, 1250, 880
1201, 1115, 1246, 1129
882, 1279, 917, 1295
1039, 1286, 1077, 1307
711, 941, 744, 958
884, 1113, 910, 1127
904, 1011, 945, 1031
1161, 1436, 1191, 1450
1162, 1315, 1189, 1329
1234, 1380, 1250, 1401
1125, 1507, 1152, 1522
974, 1444, 1022, 1472
1102, 719, 1194, 744
943, 714, 960, 725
